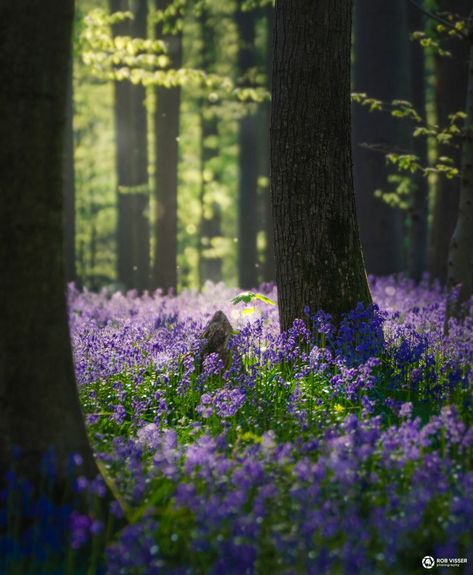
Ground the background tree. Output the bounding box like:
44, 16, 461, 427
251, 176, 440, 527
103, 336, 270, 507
74, 9, 117, 288
198, 5, 223, 286
447, 14, 473, 318
271, 0, 371, 331
407, 2, 429, 281
353, 1, 412, 275
110, 0, 150, 292
261, 4, 275, 283
428, 0, 470, 282
0, 0, 104, 485
152, 0, 183, 293
64, 56, 77, 285
237, 0, 259, 289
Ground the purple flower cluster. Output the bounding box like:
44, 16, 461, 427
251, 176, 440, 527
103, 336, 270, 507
70, 511, 103, 550
0, 460, 110, 574
197, 388, 246, 419
103, 407, 473, 573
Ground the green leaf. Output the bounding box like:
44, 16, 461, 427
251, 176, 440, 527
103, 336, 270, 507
254, 293, 276, 306
231, 291, 276, 307
231, 292, 256, 305
242, 306, 256, 317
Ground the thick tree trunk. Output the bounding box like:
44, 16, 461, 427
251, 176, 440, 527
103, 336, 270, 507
429, 0, 470, 283
111, 0, 150, 292
262, 6, 276, 283
237, 1, 259, 289
152, 0, 182, 293
407, 4, 429, 281
0, 1, 100, 482
352, 1, 411, 275
447, 40, 473, 317
271, 0, 371, 332
64, 57, 77, 285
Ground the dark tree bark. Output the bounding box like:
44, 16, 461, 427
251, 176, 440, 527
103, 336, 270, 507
111, 0, 150, 292
151, 0, 182, 293
262, 5, 276, 283
428, 0, 470, 283
237, 1, 259, 289
353, 1, 411, 275
271, 0, 372, 332
407, 4, 429, 281
447, 37, 473, 317
0, 1, 101, 483
64, 57, 77, 285
198, 8, 222, 286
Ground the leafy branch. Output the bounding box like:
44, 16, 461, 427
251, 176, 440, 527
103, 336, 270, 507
79, 8, 270, 103
352, 93, 465, 145
406, 0, 468, 38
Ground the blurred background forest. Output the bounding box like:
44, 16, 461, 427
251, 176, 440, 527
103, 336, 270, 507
69, 0, 469, 293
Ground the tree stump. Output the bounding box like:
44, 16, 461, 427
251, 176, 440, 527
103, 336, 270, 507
200, 310, 234, 369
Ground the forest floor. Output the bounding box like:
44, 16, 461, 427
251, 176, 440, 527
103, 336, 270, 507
3, 277, 473, 574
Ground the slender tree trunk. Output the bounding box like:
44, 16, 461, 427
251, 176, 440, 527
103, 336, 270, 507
90, 194, 98, 289
352, 1, 411, 275
271, 0, 371, 332
199, 8, 222, 286
111, 0, 150, 292
262, 5, 276, 283
152, 0, 182, 293
78, 238, 85, 284
407, 4, 429, 281
429, 0, 470, 283
447, 39, 473, 317
199, 110, 223, 286
0, 1, 101, 483
237, 1, 259, 289
64, 57, 76, 285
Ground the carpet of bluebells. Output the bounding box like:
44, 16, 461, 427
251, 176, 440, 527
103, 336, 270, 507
3, 277, 473, 574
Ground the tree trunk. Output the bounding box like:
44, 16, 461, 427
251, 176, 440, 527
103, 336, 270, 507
151, 0, 182, 293
64, 56, 77, 285
237, 1, 259, 289
90, 193, 98, 289
111, 0, 150, 292
0, 1, 100, 483
271, 0, 372, 332
262, 5, 276, 283
198, 111, 223, 287
407, 4, 429, 281
447, 39, 473, 317
428, 0, 470, 283
352, 1, 411, 275
199, 8, 222, 286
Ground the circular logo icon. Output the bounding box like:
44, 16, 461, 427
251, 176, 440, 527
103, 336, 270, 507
422, 556, 435, 569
